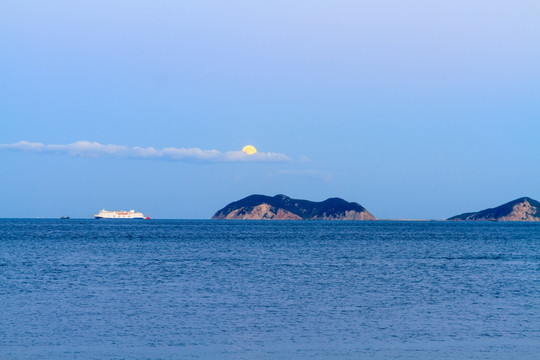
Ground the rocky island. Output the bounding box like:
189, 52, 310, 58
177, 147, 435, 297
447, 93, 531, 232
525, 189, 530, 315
212, 194, 376, 220
448, 197, 540, 221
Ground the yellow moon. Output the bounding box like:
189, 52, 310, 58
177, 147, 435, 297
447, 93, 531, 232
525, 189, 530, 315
242, 145, 257, 155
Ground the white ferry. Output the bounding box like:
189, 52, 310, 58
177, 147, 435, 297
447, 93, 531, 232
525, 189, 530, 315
94, 209, 149, 220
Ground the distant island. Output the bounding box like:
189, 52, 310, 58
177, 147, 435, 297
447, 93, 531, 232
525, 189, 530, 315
448, 197, 540, 221
212, 194, 376, 220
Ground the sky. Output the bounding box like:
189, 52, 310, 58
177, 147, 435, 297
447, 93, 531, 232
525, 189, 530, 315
1, 1, 539, 219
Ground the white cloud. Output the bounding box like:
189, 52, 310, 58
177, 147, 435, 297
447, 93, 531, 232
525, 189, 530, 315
0, 141, 291, 163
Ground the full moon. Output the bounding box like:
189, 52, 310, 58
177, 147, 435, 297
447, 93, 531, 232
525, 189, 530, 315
242, 145, 257, 155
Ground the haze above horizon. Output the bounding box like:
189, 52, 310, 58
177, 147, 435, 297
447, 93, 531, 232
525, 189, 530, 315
1, 1, 539, 219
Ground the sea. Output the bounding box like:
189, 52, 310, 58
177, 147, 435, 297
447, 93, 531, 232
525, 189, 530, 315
0, 219, 538, 359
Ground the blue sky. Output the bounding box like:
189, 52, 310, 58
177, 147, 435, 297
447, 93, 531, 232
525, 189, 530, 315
1, 1, 539, 219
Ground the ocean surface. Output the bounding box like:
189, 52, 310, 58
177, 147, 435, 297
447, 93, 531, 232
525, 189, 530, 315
0, 219, 539, 359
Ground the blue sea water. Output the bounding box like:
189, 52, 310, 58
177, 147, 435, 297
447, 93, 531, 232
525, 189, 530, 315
0, 219, 539, 359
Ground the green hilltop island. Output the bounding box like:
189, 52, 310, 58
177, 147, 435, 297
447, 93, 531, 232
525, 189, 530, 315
212, 194, 376, 220
448, 197, 540, 222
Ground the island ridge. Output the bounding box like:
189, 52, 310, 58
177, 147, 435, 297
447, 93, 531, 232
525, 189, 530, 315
212, 194, 375, 220
448, 197, 540, 221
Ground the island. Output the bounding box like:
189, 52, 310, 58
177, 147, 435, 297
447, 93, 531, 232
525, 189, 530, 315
448, 197, 540, 221
212, 194, 376, 220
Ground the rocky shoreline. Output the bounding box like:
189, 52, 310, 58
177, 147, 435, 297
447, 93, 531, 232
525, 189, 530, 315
212, 194, 376, 220
212, 195, 540, 222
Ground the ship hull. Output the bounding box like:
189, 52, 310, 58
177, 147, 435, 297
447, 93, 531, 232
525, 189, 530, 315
94, 216, 145, 219
93, 209, 146, 219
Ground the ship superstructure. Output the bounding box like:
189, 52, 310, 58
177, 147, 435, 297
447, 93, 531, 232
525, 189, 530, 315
94, 209, 146, 219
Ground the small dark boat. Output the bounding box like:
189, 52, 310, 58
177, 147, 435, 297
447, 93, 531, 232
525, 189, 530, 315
60, 216, 70, 219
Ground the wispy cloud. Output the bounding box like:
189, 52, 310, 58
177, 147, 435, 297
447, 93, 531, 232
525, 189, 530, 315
0, 141, 291, 163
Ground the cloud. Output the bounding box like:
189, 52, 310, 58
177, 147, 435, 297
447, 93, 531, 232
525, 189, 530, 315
0, 141, 291, 163
297, 155, 312, 163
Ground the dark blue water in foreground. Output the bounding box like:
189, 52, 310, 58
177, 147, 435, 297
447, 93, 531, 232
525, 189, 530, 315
1, 220, 539, 359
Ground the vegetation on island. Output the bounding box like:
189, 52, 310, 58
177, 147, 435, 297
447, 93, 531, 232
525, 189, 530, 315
448, 197, 540, 221
212, 194, 375, 220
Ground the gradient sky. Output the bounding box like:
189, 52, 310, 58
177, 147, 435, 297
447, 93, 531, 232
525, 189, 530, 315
1, 1, 539, 219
